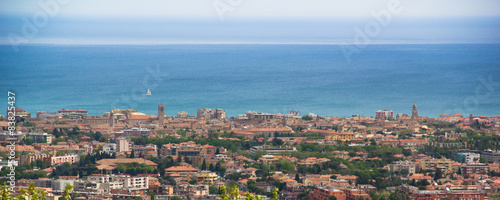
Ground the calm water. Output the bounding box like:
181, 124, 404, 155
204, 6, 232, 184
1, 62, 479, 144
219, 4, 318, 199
1, 44, 499, 118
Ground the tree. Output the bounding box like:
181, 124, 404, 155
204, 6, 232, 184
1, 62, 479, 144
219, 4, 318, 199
295, 173, 300, 183
220, 185, 278, 200
329, 196, 337, 200
271, 138, 284, 146
202, 160, 207, 170
171, 196, 182, 200
60, 183, 74, 200
302, 115, 313, 121
434, 169, 443, 180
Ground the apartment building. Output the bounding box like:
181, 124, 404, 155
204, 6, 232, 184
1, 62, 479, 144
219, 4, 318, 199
419, 158, 454, 173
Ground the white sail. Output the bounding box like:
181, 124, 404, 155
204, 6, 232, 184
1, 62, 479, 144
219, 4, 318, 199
146, 89, 151, 96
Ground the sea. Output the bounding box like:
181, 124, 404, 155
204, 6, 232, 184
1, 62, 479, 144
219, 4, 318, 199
1, 44, 499, 118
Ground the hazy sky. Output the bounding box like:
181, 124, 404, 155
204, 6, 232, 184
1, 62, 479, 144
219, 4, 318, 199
2, 0, 500, 19
1, 0, 499, 44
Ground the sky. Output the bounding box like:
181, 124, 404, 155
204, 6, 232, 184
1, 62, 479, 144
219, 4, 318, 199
0, 0, 499, 44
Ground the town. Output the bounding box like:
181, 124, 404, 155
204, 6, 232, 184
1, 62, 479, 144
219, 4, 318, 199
1, 104, 499, 200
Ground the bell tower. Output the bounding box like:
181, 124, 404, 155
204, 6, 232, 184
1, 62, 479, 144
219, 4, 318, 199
158, 104, 165, 126
411, 104, 419, 120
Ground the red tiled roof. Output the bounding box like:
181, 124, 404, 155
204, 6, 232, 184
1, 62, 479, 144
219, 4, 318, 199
164, 166, 198, 172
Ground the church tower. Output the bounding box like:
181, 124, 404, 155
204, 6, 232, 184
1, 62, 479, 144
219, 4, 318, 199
411, 104, 419, 120
158, 104, 165, 126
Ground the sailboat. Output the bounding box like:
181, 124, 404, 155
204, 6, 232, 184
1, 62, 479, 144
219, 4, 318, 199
146, 89, 151, 96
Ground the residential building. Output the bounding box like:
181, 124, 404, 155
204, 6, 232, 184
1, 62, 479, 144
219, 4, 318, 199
376, 110, 393, 120
419, 158, 454, 173
248, 128, 293, 137
58, 109, 88, 118
456, 153, 480, 163
176, 184, 209, 197
259, 154, 279, 165
250, 145, 297, 155
402, 184, 487, 200
103, 143, 117, 154
460, 163, 489, 176
164, 166, 199, 180
117, 137, 131, 152
20, 153, 51, 166
194, 171, 218, 184
309, 186, 346, 200
344, 189, 371, 200
197, 108, 226, 120
49, 154, 80, 165
27, 132, 52, 144
388, 160, 417, 174
6, 107, 31, 118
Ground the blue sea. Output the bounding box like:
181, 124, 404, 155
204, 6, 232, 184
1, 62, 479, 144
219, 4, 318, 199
1, 44, 499, 118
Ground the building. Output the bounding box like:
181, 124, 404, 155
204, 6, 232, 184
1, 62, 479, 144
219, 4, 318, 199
115, 127, 152, 138
27, 132, 52, 144
309, 186, 346, 200
131, 144, 158, 158
456, 153, 480, 163
20, 153, 52, 166
161, 143, 203, 157
481, 149, 500, 164
197, 108, 226, 120
36, 111, 61, 119
0, 132, 24, 144
117, 137, 131, 152
396, 113, 409, 120
160, 142, 216, 159
259, 155, 279, 165
87, 174, 149, 193
177, 111, 188, 118
158, 104, 165, 126
176, 184, 209, 197
419, 158, 454, 173
164, 166, 199, 180
376, 110, 393, 120
325, 132, 356, 142
103, 143, 117, 154
344, 189, 371, 200
247, 128, 293, 137
250, 145, 297, 155
450, 149, 500, 164
246, 111, 275, 120
194, 171, 218, 184
95, 158, 158, 172
460, 163, 489, 175
402, 184, 487, 200
150, 185, 174, 196
411, 104, 419, 120
388, 160, 417, 175
49, 154, 80, 165
58, 109, 88, 118
6, 107, 31, 119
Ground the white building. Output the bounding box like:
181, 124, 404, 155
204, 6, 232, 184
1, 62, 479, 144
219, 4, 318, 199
51, 154, 80, 165
103, 143, 117, 154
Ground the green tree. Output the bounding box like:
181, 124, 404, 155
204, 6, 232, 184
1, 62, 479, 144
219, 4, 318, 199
60, 183, 74, 200
434, 170, 443, 180
302, 115, 313, 121
202, 160, 207, 170
171, 196, 182, 200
